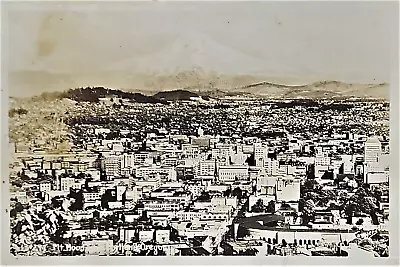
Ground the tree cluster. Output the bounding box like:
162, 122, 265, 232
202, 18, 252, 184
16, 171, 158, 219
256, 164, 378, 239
9, 108, 28, 118
250, 199, 275, 213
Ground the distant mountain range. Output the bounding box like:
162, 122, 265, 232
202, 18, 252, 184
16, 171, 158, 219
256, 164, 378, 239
231, 80, 389, 99
10, 67, 388, 101
147, 80, 388, 100
28, 79, 388, 104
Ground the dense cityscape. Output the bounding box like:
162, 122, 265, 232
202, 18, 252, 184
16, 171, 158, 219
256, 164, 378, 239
8, 92, 390, 257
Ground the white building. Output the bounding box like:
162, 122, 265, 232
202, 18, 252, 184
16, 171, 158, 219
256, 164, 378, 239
175, 210, 204, 221
211, 196, 238, 209
94, 128, 111, 135
112, 143, 124, 152
39, 181, 52, 193
364, 137, 381, 164
276, 178, 301, 202
197, 127, 204, 137
182, 144, 199, 159
143, 200, 181, 211
315, 153, 330, 179
60, 177, 75, 192
364, 138, 384, 182
343, 160, 354, 174
82, 239, 114, 255
123, 153, 135, 169
139, 230, 156, 243
218, 166, 249, 183
155, 230, 170, 244
134, 152, 153, 165
256, 169, 276, 189
198, 160, 216, 176
264, 158, 279, 175
83, 192, 101, 202
365, 172, 389, 184
254, 143, 268, 167
104, 155, 122, 177
136, 166, 176, 180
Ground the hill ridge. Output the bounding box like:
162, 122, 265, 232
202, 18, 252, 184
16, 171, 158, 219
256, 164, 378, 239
238, 80, 388, 90
33, 86, 168, 104
25, 79, 389, 102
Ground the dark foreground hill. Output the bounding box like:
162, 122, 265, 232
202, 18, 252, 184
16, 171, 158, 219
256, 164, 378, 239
153, 89, 200, 101
36, 87, 168, 104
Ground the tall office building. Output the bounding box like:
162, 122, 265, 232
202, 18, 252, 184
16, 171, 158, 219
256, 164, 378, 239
364, 137, 382, 164
364, 137, 383, 182
314, 152, 330, 179
197, 127, 204, 137
254, 143, 267, 167
103, 155, 123, 178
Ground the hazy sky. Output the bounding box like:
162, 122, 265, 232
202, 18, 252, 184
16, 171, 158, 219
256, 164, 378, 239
4, 1, 398, 96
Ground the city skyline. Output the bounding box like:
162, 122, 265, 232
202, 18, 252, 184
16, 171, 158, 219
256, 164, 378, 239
7, 94, 391, 260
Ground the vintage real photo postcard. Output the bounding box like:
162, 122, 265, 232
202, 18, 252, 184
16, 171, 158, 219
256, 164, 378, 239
1, 1, 399, 265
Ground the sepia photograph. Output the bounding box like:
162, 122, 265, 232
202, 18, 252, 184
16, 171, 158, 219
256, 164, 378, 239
1, 0, 399, 265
